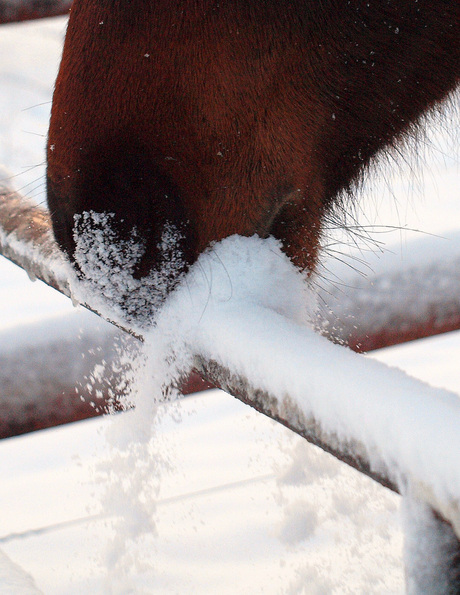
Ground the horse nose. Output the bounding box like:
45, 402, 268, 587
47, 140, 196, 285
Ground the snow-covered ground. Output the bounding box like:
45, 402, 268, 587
0, 16, 459, 594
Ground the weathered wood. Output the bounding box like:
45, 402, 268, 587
0, 0, 71, 24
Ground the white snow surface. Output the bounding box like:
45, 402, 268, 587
0, 549, 40, 594
0, 15, 459, 595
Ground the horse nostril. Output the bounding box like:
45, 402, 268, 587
69, 211, 194, 325
47, 140, 198, 324
131, 220, 194, 283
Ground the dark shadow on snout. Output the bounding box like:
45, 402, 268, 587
47, 142, 197, 279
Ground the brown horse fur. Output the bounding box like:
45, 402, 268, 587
47, 0, 459, 291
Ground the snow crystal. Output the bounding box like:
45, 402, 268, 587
71, 211, 187, 331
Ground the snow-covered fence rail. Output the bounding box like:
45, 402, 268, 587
319, 237, 460, 352
0, 184, 70, 296
4, 176, 460, 440
0, 311, 210, 438
0, 313, 124, 437
1, 179, 460, 586
0, 181, 459, 488
0, 0, 71, 24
